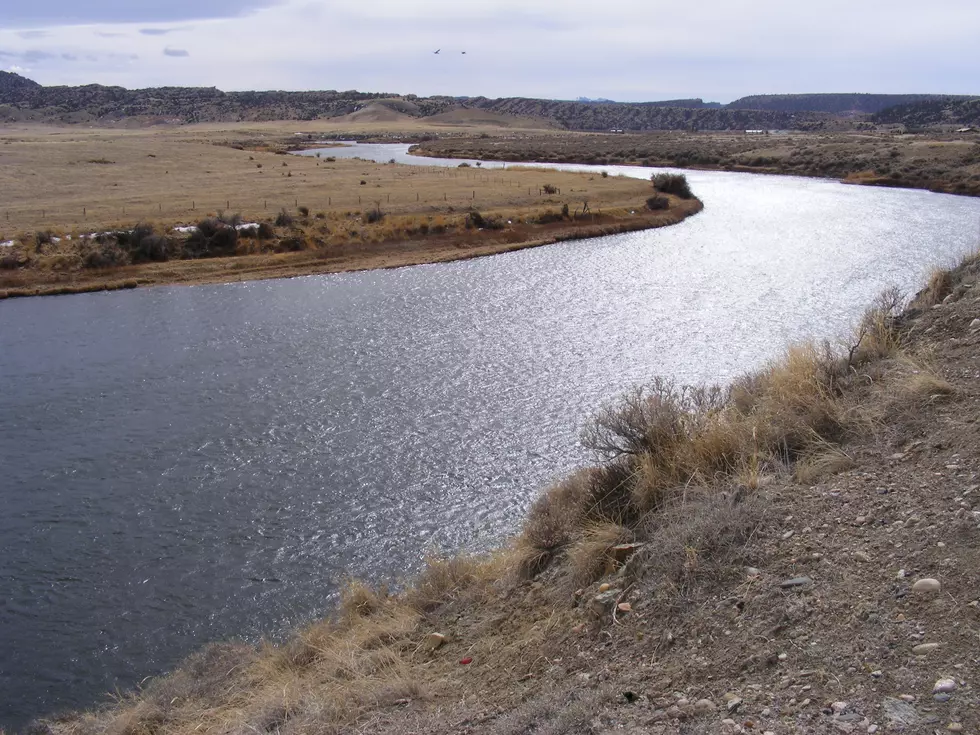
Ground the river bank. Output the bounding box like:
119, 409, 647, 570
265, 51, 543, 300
32, 248, 980, 735
0, 200, 700, 299
409, 131, 980, 198
0, 125, 701, 298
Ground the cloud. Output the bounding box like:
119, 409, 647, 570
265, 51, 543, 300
0, 0, 977, 100
16, 30, 49, 39
4, 1, 282, 27
8, 65, 32, 74
140, 28, 186, 36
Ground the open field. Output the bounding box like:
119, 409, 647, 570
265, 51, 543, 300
36, 251, 980, 735
0, 124, 700, 297
413, 130, 980, 197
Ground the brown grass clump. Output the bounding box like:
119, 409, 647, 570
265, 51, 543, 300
566, 521, 633, 586
917, 266, 954, 306
516, 290, 912, 583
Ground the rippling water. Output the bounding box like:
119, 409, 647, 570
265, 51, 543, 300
1, 144, 978, 727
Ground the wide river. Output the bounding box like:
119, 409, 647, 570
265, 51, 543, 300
1, 143, 978, 727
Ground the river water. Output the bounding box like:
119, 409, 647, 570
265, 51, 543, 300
1, 144, 978, 727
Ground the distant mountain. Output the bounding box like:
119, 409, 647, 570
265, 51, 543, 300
0, 72, 970, 131
873, 96, 980, 128
726, 93, 972, 115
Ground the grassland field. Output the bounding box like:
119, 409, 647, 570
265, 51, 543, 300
0, 122, 701, 297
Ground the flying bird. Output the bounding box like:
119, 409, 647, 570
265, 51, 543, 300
461, 51, 467, 54
433, 49, 440, 54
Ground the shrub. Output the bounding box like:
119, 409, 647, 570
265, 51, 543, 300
651, 172, 694, 199
257, 222, 276, 240
218, 211, 243, 227
601, 171, 609, 178
561, 203, 570, 218
542, 184, 558, 195
83, 241, 129, 269
646, 194, 669, 210
275, 209, 294, 227
185, 218, 238, 256
364, 207, 385, 224
298, 206, 310, 217
458, 162, 471, 168
117, 223, 172, 263
465, 211, 486, 229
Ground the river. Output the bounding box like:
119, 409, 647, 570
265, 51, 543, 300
1, 143, 978, 727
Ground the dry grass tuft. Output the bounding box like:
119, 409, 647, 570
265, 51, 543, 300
794, 444, 857, 485
404, 553, 499, 614
567, 522, 633, 587
339, 578, 387, 620
917, 266, 954, 307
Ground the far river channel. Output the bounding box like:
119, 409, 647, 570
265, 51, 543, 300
1, 143, 979, 727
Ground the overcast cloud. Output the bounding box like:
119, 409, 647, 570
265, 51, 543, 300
1, 0, 977, 101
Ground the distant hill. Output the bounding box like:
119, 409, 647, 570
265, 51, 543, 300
0, 72, 971, 131
0, 70, 41, 100
726, 93, 970, 115
873, 96, 980, 128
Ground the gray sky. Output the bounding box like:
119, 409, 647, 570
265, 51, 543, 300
1, 0, 978, 101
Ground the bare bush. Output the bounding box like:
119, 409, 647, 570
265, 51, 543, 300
651, 172, 694, 199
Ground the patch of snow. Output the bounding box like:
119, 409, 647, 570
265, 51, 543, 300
236, 222, 260, 231
172, 225, 198, 234
0, 240, 16, 248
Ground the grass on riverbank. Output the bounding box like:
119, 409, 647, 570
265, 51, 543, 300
39, 243, 980, 735
0, 126, 704, 297
413, 131, 980, 197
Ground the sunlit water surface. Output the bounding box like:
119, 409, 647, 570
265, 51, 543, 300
1, 143, 978, 727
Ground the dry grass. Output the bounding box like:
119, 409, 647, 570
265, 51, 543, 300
0, 125, 708, 296
0, 126, 652, 234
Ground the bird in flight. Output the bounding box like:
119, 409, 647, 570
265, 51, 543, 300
433, 49, 440, 54
461, 51, 467, 54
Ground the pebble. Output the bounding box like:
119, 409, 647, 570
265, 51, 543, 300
934, 693, 952, 703
727, 697, 743, 713
780, 576, 813, 589
598, 583, 611, 593
899, 695, 915, 702
911, 578, 942, 593
425, 632, 446, 651
948, 724, 963, 732
692, 698, 716, 715
970, 318, 980, 328
832, 701, 849, 713
868, 726, 878, 734
854, 551, 871, 562
746, 567, 761, 577
933, 678, 958, 694
912, 643, 940, 655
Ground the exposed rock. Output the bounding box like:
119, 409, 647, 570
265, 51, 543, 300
933, 678, 957, 694
425, 632, 447, 651
589, 589, 622, 618
912, 643, 940, 655
883, 697, 920, 728
911, 578, 942, 593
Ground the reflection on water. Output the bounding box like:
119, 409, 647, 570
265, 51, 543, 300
1, 144, 978, 727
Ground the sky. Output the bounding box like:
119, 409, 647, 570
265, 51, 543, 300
1, 0, 979, 102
